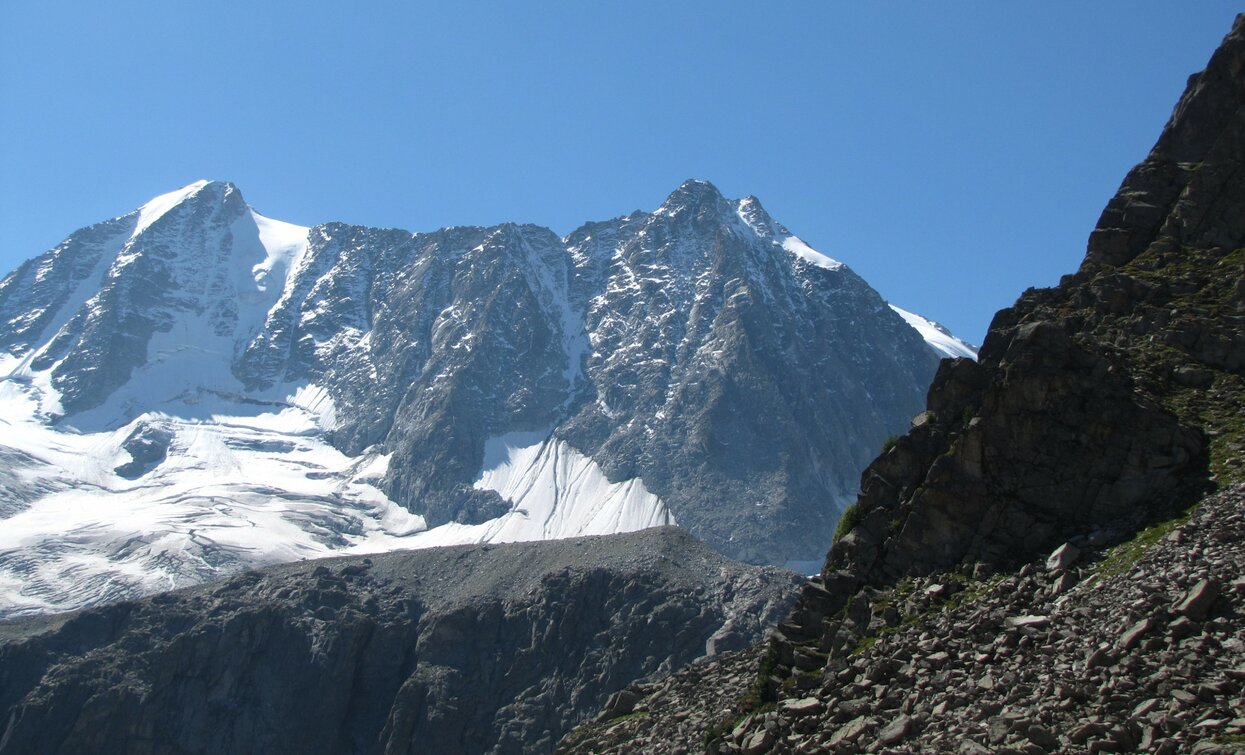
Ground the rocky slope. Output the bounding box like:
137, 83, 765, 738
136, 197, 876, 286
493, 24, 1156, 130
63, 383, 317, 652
559, 486, 1245, 754
0, 527, 800, 755
0, 178, 971, 617
560, 14, 1245, 755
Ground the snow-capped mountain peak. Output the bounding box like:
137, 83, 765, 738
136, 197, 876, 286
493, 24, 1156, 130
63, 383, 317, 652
654, 178, 728, 216
0, 179, 975, 617
132, 179, 214, 236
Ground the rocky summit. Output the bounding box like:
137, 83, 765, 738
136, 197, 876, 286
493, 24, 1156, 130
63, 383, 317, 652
560, 14, 1245, 755
0, 527, 800, 755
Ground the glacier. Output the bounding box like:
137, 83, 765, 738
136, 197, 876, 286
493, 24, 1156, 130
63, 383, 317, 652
0, 367, 673, 618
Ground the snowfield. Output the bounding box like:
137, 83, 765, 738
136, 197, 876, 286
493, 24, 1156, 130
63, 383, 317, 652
0, 369, 672, 618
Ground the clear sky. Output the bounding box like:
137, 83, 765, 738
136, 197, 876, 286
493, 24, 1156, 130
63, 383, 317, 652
0, 3, 1238, 343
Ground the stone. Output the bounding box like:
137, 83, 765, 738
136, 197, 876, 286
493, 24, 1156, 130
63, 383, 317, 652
600, 690, 639, 720
781, 697, 823, 717
1088, 737, 1122, 753
741, 730, 774, 755
1173, 578, 1222, 620
1025, 724, 1059, 751
1117, 618, 1153, 651
878, 714, 912, 745
828, 716, 871, 746
986, 717, 1012, 745
1051, 572, 1078, 596
1046, 543, 1081, 572
1006, 615, 1050, 629
1070, 722, 1109, 745
1168, 615, 1197, 639
1086, 646, 1113, 669
1173, 365, 1214, 388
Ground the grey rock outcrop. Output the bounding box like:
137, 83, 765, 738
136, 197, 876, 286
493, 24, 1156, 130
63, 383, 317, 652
777, 7, 1245, 655
0, 527, 801, 755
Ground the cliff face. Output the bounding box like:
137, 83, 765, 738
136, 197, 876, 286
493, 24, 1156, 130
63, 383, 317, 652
0, 528, 800, 755
783, 11, 1245, 639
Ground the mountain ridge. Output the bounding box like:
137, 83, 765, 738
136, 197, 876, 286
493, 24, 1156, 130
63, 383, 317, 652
0, 178, 973, 617
0, 527, 803, 755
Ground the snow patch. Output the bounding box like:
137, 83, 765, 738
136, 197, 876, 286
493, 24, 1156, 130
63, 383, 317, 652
288, 384, 338, 431
0, 375, 675, 618
782, 235, 843, 271
889, 304, 978, 360
251, 211, 310, 293
393, 431, 676, 548
133, 180, 211, 237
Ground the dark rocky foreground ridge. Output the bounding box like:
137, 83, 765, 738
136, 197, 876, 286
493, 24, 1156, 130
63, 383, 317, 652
560, 486, 1245, 754
0, 528, 801, 754
560, 14, 1245, 755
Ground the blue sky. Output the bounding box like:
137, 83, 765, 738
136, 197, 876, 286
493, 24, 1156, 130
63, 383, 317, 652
0, 3, 1238, 343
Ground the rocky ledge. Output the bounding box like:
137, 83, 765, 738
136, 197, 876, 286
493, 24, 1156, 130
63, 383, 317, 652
0, 527, 800, 755
558, 484, 1245, 754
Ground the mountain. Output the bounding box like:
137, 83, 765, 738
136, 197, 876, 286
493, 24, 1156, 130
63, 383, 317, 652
0, 178, 971, 617
561, 14, 1245, 755
0, 527, 801, 755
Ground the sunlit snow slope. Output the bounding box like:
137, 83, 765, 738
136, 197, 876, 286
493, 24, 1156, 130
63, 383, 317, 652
889, 304, 979, 360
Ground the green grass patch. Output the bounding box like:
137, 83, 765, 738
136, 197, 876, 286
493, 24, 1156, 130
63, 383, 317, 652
604, 711, 648, 725
700, 642, 788, 747
833, 503, 862, 543
1094, 508, 1195, 579
702, 703, 775, 751
558, 710, 651, 748
851, 634, 879, 655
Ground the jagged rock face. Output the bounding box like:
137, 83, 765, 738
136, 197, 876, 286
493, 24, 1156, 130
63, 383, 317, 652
238, 182, 942, 563
238, 221, 581, 525
559, 183, 940, 563
816, 12, 1245, 595
0, 527, 801, 755
767, 11, 1245, 709
0, 177, 954, 576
